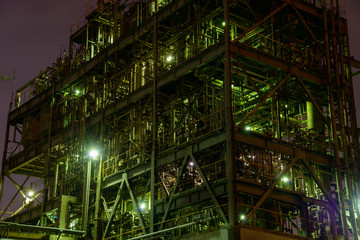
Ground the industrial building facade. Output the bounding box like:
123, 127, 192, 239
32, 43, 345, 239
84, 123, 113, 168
1, 0, 360, 239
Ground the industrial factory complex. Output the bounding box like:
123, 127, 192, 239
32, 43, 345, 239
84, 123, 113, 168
1, 0, 360, 239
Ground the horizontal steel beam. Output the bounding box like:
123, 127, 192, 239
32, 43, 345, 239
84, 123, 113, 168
234, 131, 331, 166
236, 179, 304, 206
230, 43, 325, 84
154, 180, 228, 215
103, 132, 226, 188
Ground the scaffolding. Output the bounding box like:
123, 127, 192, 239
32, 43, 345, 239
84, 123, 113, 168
1, 0, 360, 239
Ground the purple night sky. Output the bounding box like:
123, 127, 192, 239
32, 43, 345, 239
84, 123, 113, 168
0, 1, 359, 208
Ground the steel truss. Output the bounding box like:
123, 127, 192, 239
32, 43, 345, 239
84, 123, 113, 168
1, 0, 359, 239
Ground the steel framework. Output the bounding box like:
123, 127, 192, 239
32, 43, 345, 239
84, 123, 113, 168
1, 0, 360, 239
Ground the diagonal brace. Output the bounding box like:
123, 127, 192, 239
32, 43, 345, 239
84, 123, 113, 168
246, 154, 299, 219
295, 75, 330, 128
291, 5, 325, 55
233, 2, 288, 43
235, 73, 291, 131
125, 178, 147, 234
301, 158, 340, 215
103, 179, 125, 239
160, 153, 189, 230
0, 175, 30, 219
189, 152, 229, 225
7, 175, 27, 198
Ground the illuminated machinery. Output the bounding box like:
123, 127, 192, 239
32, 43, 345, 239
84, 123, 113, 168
0, 0, 360, 239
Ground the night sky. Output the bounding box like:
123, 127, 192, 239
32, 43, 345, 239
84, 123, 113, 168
0, 0, 359, 207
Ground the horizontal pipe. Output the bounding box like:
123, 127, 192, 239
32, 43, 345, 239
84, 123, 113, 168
128, 222, 196, 240
0, 222, 85, 236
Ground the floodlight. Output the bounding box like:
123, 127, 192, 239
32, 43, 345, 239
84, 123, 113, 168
166, 55, 173, 62
282, 177, 289, 183
89, 149, 99, 159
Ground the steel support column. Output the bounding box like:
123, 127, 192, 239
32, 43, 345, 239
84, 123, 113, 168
150, 13, 158, 234
324, 2, 349, 237
224, 0, 235, 229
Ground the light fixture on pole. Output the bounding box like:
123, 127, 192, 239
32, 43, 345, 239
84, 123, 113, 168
89, 149, 99, 159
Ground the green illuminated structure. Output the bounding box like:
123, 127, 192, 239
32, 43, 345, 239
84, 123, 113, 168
1, 0, 360, 239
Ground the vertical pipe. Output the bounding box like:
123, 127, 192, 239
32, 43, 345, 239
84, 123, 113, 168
150, 14, 158, 233
337, 88, 358, 239
40, 85, 55, 226
82, 156, 91, 232
81, 94, 89, 232
53, 162, 59, 198
329, 208, 339, 240
301, 202, 311, 238
323, 1, 349, 238
224, 0, 235, 230
331, 1, 358, 237
94, 62, 106, 239
344, 14, 360, 231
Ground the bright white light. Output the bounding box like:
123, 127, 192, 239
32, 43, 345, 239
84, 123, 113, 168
282, 177, 289, 182
189, 162, 194, 167
25, 197, 32, 204
240, 215, 245, 220
28, 191, 34, 197
69, 221, 75, 228
140, 203, 146, 210
166, 55, 173, 62
222, 21, 226, 26
245, 126, 251, 131
75, 89, 81, 95
285, 104, 288, 108
89, 149, 99, 159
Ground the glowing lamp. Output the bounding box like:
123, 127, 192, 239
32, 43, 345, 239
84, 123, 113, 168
89, 149, 99, 159
166, 55, 173, 62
